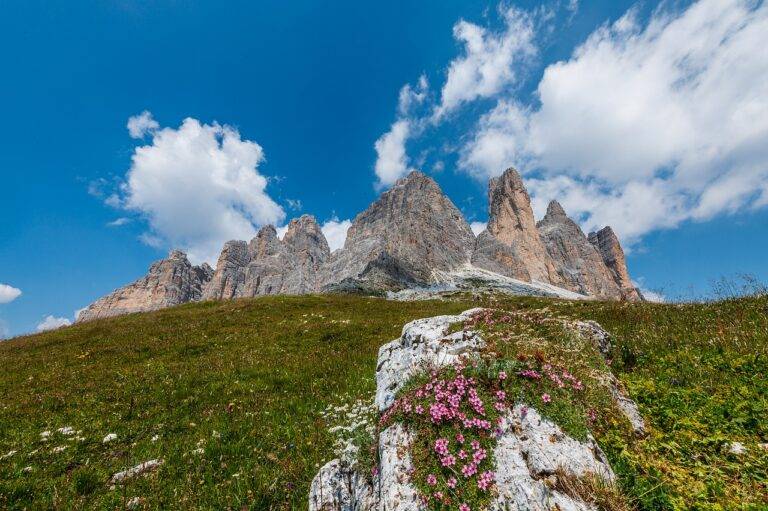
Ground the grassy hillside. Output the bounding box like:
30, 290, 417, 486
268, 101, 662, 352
0, 294, 766, 510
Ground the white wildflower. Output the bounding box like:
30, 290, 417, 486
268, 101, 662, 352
1, 450, 17, 460
103, 433, 117, 443
57, 426, 75, 436
52, 446, 67, 453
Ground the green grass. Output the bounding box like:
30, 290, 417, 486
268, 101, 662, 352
0, 293, 766, 509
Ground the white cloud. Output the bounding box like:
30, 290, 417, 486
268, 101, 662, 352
0, 284, 22, 304
107, 217, 130, 227
374, 119, 414, 189
433, 6, 536, 120
321, 218, 352, 252
398, 75, 429, 116
0, 319, 9, 339
119, 114, 285, 264
127, 110, 159, 139
36, 315, 71, 332
469, 221, 487, 236
632, 279, 665, 303
460, 0, 768, 245
372, 6, 538, 189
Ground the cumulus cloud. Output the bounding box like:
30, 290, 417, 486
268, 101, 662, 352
36, 315, 71, 332
372, 6, 537, 189
460, 0, 768, 245
469, 221, 487, 236
374, 119, 414, 189
434, 6, 536, 120
117, 114, 285, 264
321, 218, 352, 252
0, 284, 22, 304
127, 110, 159, 139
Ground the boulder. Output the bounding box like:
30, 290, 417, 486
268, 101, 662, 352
310, 309, 641, 511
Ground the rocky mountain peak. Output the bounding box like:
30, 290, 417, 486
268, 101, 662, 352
543, 200, 568, 221
588, 226, 644, 301
283, 214, 330, 259
475, 167, 561, 284
319, 170, 475, 291
537, 201, 625, 299
76, 250, 212, 322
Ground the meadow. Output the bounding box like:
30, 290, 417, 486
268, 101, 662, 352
0, 293, 765, 509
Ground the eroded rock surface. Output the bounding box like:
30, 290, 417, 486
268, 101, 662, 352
537, 201, 623, 300
479, 168, 561, 284
588, 227, 643, 301
319, 172, 475, 292
310, 309, 643, 511
76, 251, 212, 322
202, 215, 330, 300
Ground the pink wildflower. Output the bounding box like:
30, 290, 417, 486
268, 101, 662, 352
498, 371, 507, 380
440, 454, 456, 467
455, 433, 464, 443
447, 477, 457, 488
541, 393, 551, 403
426, 474, 437, 486
477, 470, 495, 491
460, 504, 470, 511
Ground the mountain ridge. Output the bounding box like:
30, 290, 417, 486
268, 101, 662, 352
77, 169, 643, 322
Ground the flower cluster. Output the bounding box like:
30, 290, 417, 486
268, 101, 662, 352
382, 360, 504, 510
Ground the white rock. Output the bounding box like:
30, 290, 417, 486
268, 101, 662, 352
375, 308, 485, 411
126, 496, 144, 509
511, 405, 614, 482
1, 450, 17, 460
310, 309, 633, 511
728, 442, 747, 455
309, 459, 377, 511
110, 459, 164, 484
103, 433, 117, 443
22, 466, 33, 473
377, 424, 422, 511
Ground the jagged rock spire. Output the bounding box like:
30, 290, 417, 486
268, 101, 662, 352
474, 168, 561, 284
319, 171, 475, 291
537, 201, 624, 299
588, 226, 643, 301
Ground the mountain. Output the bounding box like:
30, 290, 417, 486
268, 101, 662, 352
77, 250, 213, 322
202, 215, 330, 300
537, 200, 626, 299
77, 169, 642, 322
319, 171, 475, 293
472, 167, 561, 283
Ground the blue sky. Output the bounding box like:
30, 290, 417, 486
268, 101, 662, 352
2, 0, 767, 337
